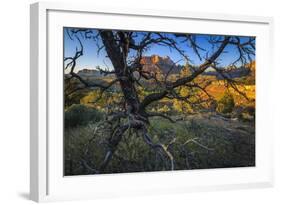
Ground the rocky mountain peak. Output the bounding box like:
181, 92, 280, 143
140, 55, 182, 74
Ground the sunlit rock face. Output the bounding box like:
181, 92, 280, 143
140, 55, 182, 75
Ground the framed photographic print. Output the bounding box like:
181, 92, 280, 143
30, 2, 274, 202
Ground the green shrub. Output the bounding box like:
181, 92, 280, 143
65, 104, 103, 128
64, 115, 255, 175
217, 92, 235, 114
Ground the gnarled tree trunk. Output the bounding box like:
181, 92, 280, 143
100, 31, 144, 118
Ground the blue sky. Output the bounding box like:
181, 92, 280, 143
64, 28, 255, 72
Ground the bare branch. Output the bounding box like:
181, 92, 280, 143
140, 36, 230, 110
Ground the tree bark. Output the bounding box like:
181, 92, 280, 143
100, 31, 141, 115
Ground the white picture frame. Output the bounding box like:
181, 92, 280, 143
30, 2, 274, 202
